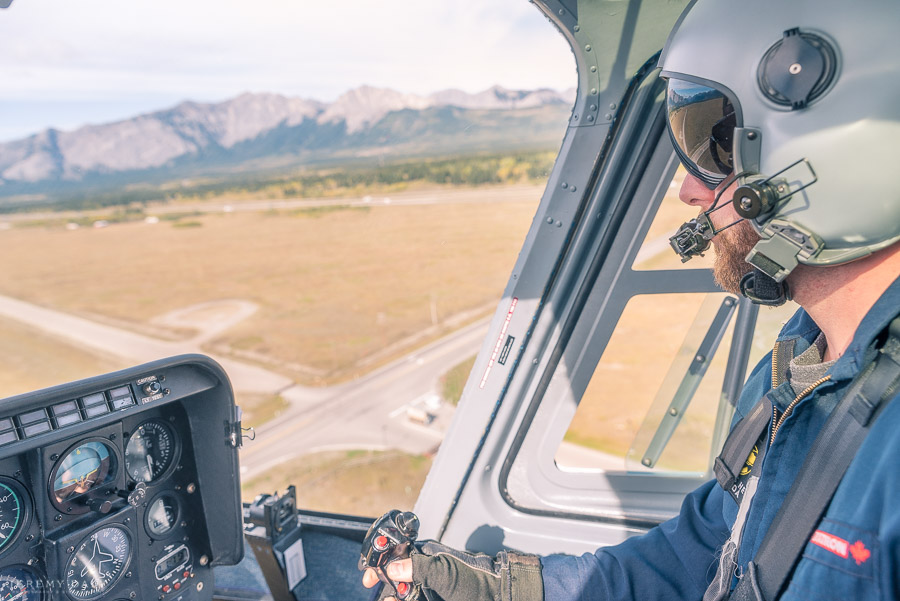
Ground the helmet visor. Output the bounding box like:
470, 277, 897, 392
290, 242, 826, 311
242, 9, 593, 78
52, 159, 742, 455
665, 78, 738, 189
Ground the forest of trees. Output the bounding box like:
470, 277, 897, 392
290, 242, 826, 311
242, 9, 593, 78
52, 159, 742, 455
2, 150, 558, 214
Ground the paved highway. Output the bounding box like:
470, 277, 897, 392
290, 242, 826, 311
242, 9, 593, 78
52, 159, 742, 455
241, 319, 490, 478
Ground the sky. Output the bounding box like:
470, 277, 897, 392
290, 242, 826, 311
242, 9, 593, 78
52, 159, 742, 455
0, 0, 575, 142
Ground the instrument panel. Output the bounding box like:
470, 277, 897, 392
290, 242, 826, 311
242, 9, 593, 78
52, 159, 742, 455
0, 355, 243, 601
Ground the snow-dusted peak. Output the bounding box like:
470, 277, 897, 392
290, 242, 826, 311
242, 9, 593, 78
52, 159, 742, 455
318, 85, 434, 133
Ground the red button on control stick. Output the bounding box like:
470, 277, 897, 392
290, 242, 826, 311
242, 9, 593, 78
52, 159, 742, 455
374, 535, 389, 550
397, 582, 409, 597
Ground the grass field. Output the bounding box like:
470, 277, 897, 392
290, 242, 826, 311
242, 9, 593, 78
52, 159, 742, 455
0, 315, 130, 397
239, 394, 292, 430
241, 449, 432, 516
561, 295, 797, 472
0, 185, 539, 385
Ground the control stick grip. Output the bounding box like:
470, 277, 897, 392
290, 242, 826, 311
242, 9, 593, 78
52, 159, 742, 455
394, 511, 419, 538
359, 509, 421, 601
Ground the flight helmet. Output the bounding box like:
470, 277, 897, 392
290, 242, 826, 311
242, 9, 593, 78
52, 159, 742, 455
659, 0, 900, 304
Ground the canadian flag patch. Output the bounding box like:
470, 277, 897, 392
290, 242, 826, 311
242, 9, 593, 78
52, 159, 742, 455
849, 540, 871, 565
810, 530, 871, 565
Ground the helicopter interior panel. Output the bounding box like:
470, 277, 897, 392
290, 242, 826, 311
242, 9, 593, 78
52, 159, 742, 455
0, 355, 243, 601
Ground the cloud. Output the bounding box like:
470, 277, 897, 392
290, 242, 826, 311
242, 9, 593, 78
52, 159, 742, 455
0, 0, 574, 140
0, 0, 574, 101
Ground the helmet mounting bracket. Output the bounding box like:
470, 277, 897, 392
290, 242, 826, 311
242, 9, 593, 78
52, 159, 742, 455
758, 28, 838, 110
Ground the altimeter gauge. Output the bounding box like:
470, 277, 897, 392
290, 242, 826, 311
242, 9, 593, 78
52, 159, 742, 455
125, 420, 176, 483
66, 526, 131, 600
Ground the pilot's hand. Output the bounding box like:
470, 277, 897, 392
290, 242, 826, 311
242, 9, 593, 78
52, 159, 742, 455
362, 558, 411, 600
362, 541, 544, 601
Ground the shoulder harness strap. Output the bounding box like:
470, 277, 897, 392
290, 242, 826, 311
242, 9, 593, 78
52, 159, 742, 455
714, 396, 771, 494
713, 337, 795, 498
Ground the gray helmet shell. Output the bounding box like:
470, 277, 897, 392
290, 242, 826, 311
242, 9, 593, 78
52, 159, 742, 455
660, 0, 900, 279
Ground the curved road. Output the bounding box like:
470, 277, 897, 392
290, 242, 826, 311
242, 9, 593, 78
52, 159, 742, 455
0, 293, 488, 478
243, 319, 489, 478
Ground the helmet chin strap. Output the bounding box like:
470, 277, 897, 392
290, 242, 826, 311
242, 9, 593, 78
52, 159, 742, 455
739, 268, 791, 306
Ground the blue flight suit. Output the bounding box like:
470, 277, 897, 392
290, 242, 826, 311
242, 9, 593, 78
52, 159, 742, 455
541, 275, 900, 600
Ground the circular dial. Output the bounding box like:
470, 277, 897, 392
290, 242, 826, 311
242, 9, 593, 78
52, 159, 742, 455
146, 494, 179, 537
125, 421, 176, 483
66, 526, 131, 600
0, 480, 24, 552
52, 441, 116, 507
0, 566, 44, 601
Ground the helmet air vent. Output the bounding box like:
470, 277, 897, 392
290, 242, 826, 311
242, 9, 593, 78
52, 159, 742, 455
757, 28, 838, 110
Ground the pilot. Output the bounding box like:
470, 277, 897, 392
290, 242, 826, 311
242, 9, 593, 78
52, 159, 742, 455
364, 0, 900, 599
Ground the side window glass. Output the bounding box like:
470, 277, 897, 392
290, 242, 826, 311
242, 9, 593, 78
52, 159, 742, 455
554, 168, 800, 476
556, 291, 733, 473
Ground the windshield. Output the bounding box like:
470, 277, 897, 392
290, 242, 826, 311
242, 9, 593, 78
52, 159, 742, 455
0, 0, 572, 520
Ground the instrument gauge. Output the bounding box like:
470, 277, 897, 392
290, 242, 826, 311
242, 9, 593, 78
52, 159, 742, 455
50, 440, 117, 512
0, 566, 45, 601
125, 420, 177, 483
145, 493, 180, 537
0, 479, 27, 553
66, 526, 131, 600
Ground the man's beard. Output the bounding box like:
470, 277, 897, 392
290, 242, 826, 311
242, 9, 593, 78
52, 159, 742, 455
712, 220, 760, 295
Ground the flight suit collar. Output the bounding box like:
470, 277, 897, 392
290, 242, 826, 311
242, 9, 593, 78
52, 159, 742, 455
769, 273, 900, 384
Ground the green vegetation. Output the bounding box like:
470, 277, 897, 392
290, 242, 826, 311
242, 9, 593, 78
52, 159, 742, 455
169, 151, 556, 203
10, 208, 215, 230
14, 206, 148, 229
440, 355, 477, 405
283, 205, 370, 219
238, 394, 290, 429
0, 151, 557, 214
160, 211, 204, 221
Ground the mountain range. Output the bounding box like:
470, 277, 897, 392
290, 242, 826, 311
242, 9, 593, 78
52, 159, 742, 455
0, 85, 574, 202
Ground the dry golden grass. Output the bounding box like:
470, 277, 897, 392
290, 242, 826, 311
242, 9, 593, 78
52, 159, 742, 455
242, 450, 432, 517
238, 393, 291, 430
0, 187, 538, 384
563, 294, 799, 472
0, 316, 130, 397
563, 294, 727, 470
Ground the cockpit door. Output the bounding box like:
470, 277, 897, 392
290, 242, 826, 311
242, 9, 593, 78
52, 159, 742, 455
414, 0, 794, 555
